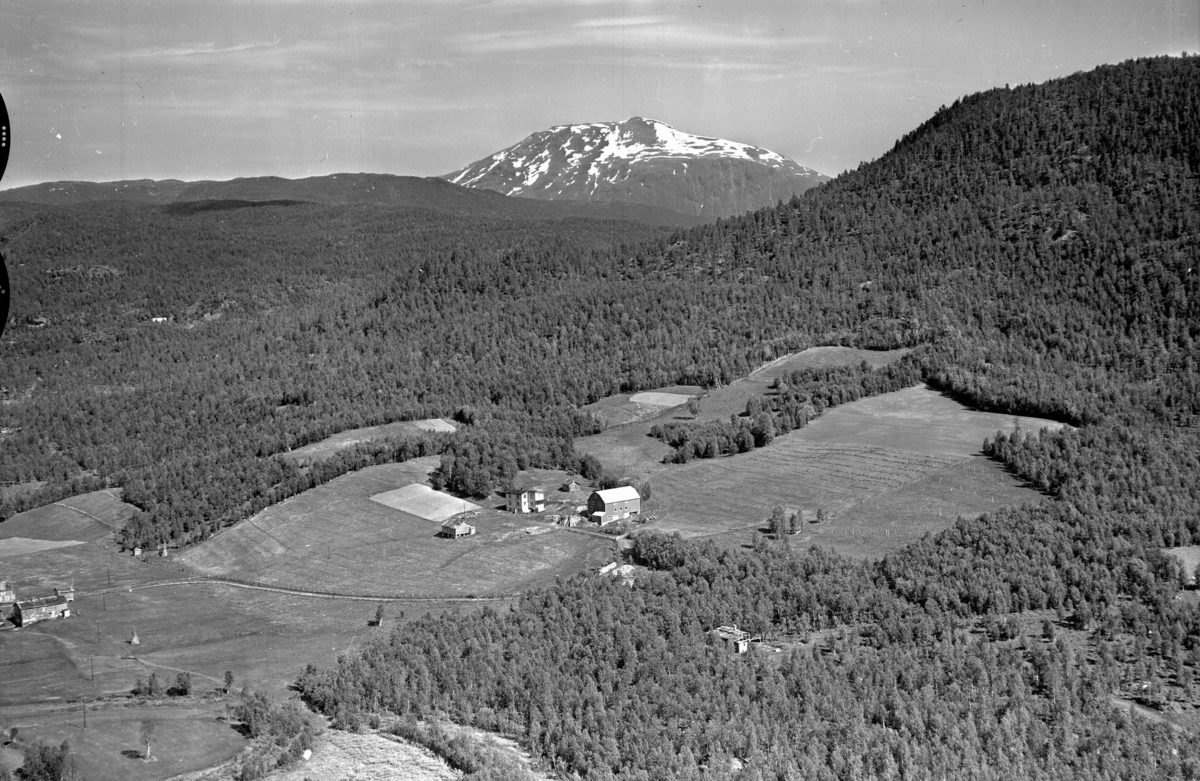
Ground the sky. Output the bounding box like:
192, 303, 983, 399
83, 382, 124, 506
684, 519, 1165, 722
0, 0, 1195, 189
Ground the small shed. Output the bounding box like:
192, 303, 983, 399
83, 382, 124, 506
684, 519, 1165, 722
587, 486, 641, 526
505, 487, 546, 514
13, 595, 71, 627
0, 579, 15, 605
440, 519, 476, 539
712, 625, 751, 654
561, 479, 583, 493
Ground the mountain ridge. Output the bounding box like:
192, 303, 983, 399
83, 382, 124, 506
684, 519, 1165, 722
0, 172, 704, 227
443, 116, 829, 219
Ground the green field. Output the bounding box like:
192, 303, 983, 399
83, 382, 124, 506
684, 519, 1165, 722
634, 385, 1063, 557
180, 460, 612, 597
692, 346, 913, 423
1, 484, 520, 781
2, 703, 245, 781
580, 385, 702, 428
577, 346, 914, 478
282, 419, 457, 465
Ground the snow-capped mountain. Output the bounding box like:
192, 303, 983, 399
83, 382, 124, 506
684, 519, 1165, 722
442, 117, 829, 219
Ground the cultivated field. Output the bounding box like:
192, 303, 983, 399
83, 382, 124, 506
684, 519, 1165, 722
642, 385, 1062, 557
180, 460, 610, 597
694, 346, 913, 422
281, 419, 457, 465
370, 484, 480, 522
577, 346, 914, 478
1, 482, 519, 781
580, 385, 701, 428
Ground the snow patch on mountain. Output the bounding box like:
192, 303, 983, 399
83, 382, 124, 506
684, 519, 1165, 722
443, 117, 829, 219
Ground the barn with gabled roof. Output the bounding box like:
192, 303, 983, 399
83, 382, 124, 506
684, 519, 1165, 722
587, 486, 641, 526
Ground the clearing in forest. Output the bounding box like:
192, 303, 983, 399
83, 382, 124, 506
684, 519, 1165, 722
581, 385, 701, 428
1166, 546, 1200, 585
282, 419, 457, 465
179, 459, 610, 597
695, 346, 913, 422
577, 346, 913, 477
644, 385, 1065, 558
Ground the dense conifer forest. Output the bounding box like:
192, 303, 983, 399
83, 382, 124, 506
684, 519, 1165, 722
3, 55, 1200, 778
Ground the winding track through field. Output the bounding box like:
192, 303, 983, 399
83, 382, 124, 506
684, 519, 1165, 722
78, 578, 517, 603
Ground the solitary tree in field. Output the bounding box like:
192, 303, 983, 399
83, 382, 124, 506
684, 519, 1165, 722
375, 603, 386, 628
768, 506, 786, 537
139, 719, 154, 760
224, 671, 234, 693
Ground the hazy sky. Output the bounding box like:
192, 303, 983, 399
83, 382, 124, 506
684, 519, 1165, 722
0, 0, 1195, 188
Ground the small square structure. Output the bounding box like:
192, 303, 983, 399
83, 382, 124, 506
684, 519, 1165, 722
440, 519, 476, 539
713, 625, 751, 654
0, 579, 15, 605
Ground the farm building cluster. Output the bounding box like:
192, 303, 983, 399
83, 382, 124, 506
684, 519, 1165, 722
1, 579, 75, 627
503, 484, 642, 527
434, 482, 643, 540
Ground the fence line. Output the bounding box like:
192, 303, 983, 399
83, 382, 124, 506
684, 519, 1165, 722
80, 575, 520, 603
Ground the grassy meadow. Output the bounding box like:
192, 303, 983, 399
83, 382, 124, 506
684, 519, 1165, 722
0, 486, 518, 781
281, 419, 457, 465
576, 346, 916, 478
180, 460, 612, 597
631, 384, 1063, 557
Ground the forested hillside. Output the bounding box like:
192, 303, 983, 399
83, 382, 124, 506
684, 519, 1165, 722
1, 56, 1197, 549
291, 56, 1200, 779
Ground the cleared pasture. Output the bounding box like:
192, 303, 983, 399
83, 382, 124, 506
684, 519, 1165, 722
3, 704, 245, 781
0, 538, 85, 556
629, 391, 693, 407
694, 346, 912, 422
651, 442, 960, 538
0, 489, 135, 542
580, 385, 702, 428
0, 487, 519, 780
647, 385, 1059, 557
577, 347, 913, 477
282, 419, 457, 465
180, 460, 610, 597
790, 385, 1066, 456
786, 456, 1045, 558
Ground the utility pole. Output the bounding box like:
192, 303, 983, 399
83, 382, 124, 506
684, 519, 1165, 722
82, 701, 87, 730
